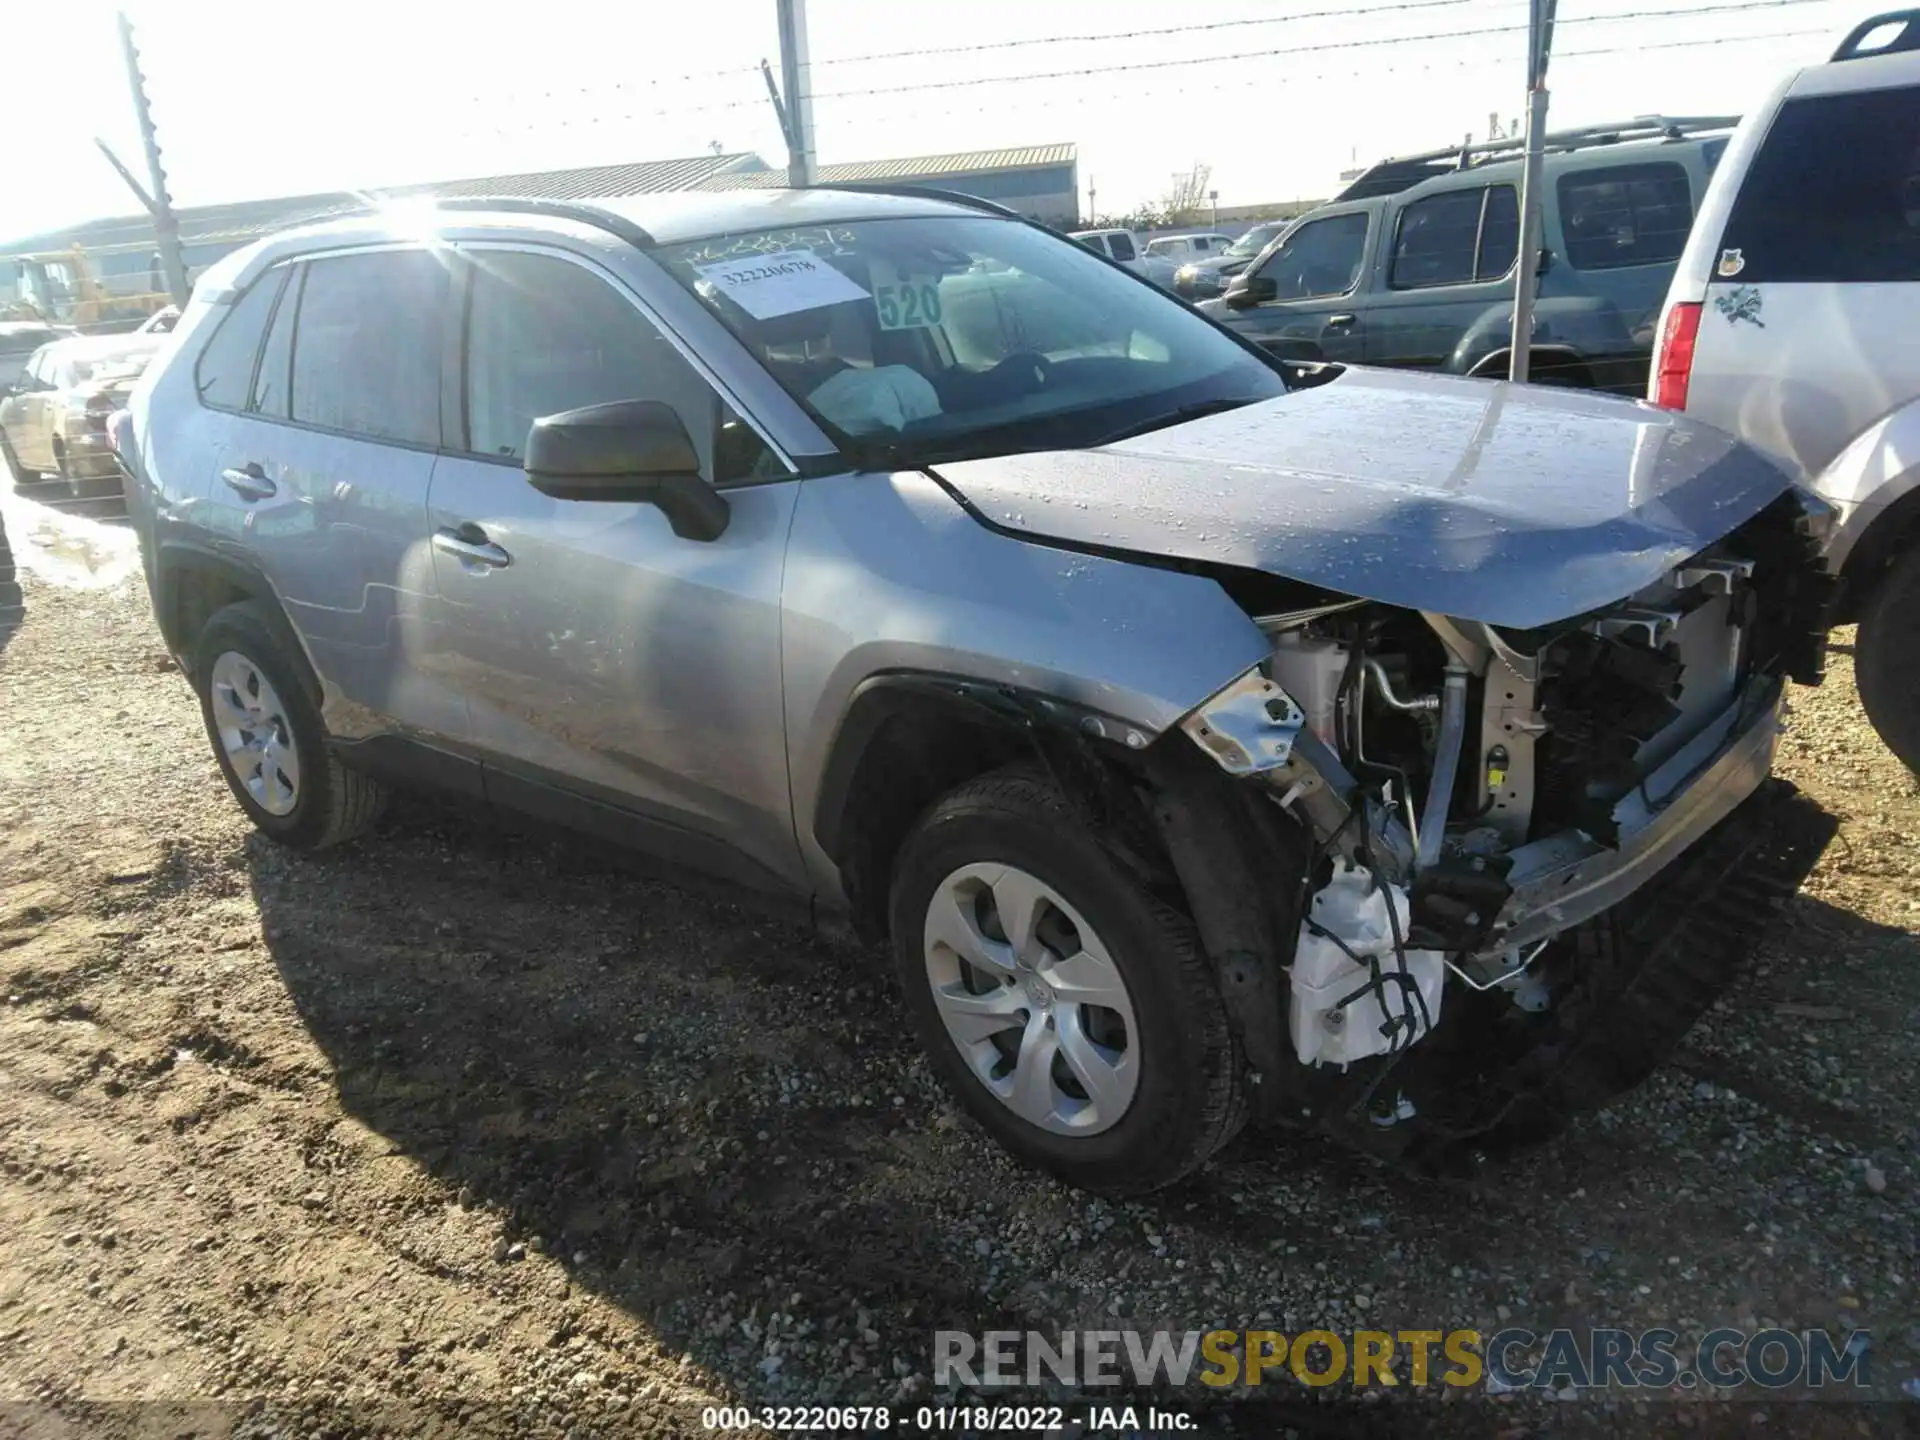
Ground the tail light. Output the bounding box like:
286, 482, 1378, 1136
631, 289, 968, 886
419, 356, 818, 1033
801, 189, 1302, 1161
1652, 301, 1702, 411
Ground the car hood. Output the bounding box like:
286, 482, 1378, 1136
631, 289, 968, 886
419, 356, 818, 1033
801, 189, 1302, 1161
1182, 252, 1252, 276
928, 367, 1797, 630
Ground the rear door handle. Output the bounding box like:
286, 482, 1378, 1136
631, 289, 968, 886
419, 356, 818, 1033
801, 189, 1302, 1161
1325, 313, 1357, 328
220, 463, 276, 500
433, 523, 512, 569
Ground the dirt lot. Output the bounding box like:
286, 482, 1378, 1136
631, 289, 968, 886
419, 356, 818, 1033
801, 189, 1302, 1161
0, 490, 1915, 1437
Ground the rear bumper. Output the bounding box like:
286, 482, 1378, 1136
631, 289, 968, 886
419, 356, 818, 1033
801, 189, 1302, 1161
59, 427, 123, 482
1475, 673, 1785, 959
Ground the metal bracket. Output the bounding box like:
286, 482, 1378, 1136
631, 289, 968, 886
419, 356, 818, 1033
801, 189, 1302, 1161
1181, 670, 1305, 775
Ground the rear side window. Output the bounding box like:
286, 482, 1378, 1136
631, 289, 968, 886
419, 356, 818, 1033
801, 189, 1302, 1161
195, 269, 286, 410
1557, 162, 1693, 270
1108, 233, 1137, 261
1390, 189, 1484, 288
1718, 87, 1920, 284
289, 250, 447, 446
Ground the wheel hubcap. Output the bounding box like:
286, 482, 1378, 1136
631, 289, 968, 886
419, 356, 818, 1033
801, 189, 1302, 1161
208, 651, 300, 817
923, 862, 1139, 1135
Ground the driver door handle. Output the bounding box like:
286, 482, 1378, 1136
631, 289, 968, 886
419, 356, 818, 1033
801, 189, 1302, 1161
1325, 313, 1357, 328
220, 463, 276, 500
433, 523, 512, 569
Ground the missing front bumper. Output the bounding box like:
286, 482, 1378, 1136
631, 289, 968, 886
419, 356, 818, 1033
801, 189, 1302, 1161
1474, 674, 1786, 960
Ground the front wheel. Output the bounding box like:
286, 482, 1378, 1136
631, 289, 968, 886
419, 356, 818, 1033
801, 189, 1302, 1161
0, 433, 30, 485
1856, 546, 1920, 774
888, 766, 1243, 1195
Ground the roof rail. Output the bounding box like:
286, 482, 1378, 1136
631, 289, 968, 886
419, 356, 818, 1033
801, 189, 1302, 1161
306, 195, 657, 248
1333, 114, 1740, 203
805, 182, 1026, 220
1832, 9, 1920, 59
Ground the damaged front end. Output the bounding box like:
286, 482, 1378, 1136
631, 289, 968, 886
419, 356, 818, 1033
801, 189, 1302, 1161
1154, 491, 1836, 1167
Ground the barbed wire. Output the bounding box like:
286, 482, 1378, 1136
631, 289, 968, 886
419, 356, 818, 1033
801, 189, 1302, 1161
805, 0, 1840, 103
798, 0, 1488, 70
435, 10, 1833, 140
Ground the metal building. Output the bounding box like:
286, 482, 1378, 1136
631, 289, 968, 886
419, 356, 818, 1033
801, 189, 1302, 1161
0, 143, 1078, 314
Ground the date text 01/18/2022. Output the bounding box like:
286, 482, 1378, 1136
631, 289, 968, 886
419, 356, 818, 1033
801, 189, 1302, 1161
699, 1403, 1196, 1432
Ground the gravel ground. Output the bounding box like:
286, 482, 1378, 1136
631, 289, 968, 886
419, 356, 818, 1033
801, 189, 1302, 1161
0, 489, 1915, 1438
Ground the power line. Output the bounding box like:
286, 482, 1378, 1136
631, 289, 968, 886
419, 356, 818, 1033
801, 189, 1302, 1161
805, 0, 1838, 103
441, 22, 1828, 142
852, 26, 1830, 129
799, 0, 1487, 70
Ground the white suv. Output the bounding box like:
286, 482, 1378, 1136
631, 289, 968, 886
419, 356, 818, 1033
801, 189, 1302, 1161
1650, 10, 1920, 768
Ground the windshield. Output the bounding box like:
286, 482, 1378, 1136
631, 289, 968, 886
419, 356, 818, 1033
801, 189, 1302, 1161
1226, 223, 1286, 258
654, 215, 1285, 468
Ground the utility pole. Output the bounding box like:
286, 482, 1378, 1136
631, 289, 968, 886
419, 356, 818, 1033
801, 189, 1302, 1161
117, 11, 189, 307
1508, 0, 1557, 384
774, 0, 816, 186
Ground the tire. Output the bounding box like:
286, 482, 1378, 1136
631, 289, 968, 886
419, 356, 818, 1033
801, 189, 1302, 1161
0, 434, 28, 485
1856, 545, 1920, 775
888, 765, 1242, 1195
192, 600, 387, 850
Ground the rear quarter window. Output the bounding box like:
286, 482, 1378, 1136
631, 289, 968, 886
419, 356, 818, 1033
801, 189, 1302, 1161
194, 269, 287, 411
1556, 161, 1693, 270
1717, 86, 1920, 284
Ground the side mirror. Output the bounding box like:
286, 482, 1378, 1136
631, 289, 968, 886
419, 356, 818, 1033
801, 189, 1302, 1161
1536, 247, 1554, 276
524, 398, 730, 542
1225, 274, 1277, 309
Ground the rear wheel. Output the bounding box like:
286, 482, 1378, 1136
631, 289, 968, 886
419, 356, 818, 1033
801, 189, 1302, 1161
1856, 546, 1920, 774
192, 600, 387, 850
888, 766, 1242, 1195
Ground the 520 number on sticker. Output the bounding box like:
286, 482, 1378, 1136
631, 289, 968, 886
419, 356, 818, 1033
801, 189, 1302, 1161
874, 275, 944, 331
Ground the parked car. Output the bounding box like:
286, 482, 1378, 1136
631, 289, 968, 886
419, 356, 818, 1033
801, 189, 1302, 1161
1069, 228, 1183, 288
1171, 220, 1292, 299
121, 188, 1829, 1194
1198, 116, 1735, 392
1143, 232, 1235, 263
1, 333, 165, 492
1650, 10, 1920, 771
0, 320, 68, 380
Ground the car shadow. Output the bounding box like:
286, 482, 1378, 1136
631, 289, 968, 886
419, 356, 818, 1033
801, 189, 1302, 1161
243, 785, 1901, 1414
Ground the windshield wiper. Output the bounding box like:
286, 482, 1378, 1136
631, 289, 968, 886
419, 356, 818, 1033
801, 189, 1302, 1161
1090, 397, 1263, 448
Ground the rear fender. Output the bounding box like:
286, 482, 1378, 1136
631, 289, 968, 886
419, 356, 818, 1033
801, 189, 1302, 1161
1449, 296, 1630, 378
1817, 396, 1920, 619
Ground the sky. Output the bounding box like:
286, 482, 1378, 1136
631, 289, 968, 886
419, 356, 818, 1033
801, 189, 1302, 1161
2, 0, 1867, 244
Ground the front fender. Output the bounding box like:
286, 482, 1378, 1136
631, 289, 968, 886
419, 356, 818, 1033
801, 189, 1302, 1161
781, 469, 1271, 902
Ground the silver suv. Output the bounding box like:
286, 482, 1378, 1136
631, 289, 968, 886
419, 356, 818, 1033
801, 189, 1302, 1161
119, 188, 1832, 1194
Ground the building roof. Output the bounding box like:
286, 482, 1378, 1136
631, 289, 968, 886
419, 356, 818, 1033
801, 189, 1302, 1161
699, 143, 1077, 191
1, 145, 1076, 260
1, 153, 770, 258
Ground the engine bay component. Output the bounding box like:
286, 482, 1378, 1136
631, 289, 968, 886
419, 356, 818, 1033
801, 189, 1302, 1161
1179, 669, 1305, 774
1291, 860, 1446, 1067
1415, 664, 1470, 871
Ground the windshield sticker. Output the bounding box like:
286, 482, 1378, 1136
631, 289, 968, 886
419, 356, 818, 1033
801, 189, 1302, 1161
870, 260, 945, 331
1717, 248, 1745, 278
693, 249, 869, 321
